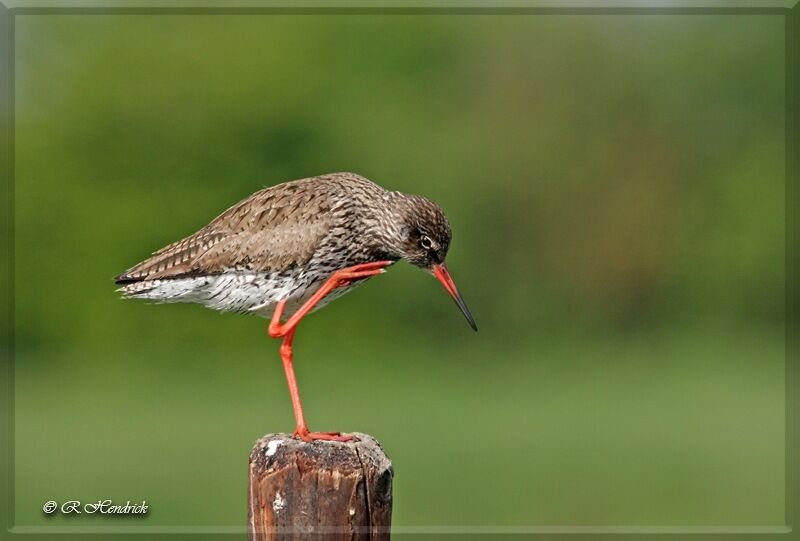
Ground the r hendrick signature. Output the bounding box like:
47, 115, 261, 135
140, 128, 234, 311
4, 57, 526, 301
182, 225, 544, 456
43, 500, 148, 516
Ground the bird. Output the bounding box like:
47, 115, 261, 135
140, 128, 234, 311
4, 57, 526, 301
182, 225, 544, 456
115, 172, 476, 442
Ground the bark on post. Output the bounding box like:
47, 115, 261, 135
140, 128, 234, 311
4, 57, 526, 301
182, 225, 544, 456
247, 433, 393, 540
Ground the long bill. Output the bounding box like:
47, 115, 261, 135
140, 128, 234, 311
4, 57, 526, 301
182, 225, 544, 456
432, 263, 478, 331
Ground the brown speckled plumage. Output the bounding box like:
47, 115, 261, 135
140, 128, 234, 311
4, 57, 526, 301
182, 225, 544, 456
115, 172, 455, 318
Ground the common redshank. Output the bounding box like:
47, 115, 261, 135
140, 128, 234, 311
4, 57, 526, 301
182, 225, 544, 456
115, 172, 476, 441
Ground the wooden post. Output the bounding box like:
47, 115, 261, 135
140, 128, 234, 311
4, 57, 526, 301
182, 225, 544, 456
247, 433, 393, 540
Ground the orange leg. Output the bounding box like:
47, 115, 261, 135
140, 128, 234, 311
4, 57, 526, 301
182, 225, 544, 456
268, 261, 392, 442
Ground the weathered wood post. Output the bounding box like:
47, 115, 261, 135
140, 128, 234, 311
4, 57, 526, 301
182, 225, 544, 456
247, 433, 393, 540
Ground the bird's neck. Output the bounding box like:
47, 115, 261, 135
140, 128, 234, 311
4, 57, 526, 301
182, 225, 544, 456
360, 191, 410, 261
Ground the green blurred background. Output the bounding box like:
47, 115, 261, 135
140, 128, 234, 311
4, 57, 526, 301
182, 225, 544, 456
11, 12, 785, 530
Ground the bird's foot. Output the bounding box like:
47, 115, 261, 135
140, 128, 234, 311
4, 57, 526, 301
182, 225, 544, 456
292, 427, 354, 442
267, 260, 393, 339
332, 260, 393, 288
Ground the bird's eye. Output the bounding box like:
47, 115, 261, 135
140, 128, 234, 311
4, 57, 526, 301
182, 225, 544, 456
419, 235, 433, 250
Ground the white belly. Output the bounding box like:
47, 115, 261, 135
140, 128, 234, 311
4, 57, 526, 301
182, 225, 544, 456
118, 271, 365, 319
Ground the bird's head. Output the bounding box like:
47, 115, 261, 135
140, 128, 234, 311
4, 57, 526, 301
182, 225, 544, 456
379, 193, 477, 331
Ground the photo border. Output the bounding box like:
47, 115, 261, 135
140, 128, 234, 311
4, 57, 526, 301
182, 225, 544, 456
1, 1, 796, 538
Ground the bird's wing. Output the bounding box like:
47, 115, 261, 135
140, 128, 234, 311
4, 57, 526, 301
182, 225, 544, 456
115, 179, 335, 282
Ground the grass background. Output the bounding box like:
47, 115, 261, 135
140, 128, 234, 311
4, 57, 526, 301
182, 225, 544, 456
10, 12, 786, 528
